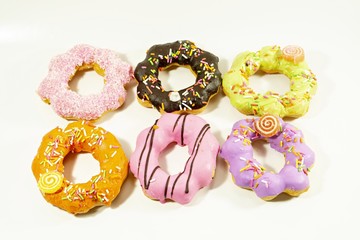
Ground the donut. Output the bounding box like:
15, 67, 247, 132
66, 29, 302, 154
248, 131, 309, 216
220, 114, 315, 200
222, 45, 317, 118
129, 113, 219, 204
38, 44, 133, 120
32, 121, 128, 214
134, 40, 222, 114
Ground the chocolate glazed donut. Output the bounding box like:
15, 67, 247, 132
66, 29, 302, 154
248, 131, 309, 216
134, 40, 222, 114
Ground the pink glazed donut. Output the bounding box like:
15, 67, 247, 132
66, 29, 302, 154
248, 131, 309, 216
38, 44, 133, 120
220, 114, 315, 200
130, 113, 219, 204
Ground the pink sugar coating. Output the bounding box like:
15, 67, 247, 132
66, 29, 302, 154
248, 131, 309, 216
38, 44, 133, 120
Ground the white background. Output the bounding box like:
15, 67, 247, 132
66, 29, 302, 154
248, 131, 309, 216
1, 0, 359, 239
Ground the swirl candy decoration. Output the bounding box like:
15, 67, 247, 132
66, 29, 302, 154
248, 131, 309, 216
38, 171, 64, 194
282, 45, 305, 64
254, 114, 280, 137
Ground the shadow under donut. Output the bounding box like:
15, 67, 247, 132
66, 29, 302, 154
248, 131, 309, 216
110, 171, 137, 208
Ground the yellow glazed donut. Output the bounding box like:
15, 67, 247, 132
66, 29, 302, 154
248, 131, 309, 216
222, 45, 317, 118
32, 121, 128, 214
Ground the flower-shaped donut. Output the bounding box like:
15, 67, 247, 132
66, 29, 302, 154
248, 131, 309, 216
220, 114, 315, 200
222, 45, 317, 118
38, 44, 133, 120
32, 121, 129, 214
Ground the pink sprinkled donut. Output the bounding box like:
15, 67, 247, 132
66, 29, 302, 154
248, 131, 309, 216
38, 44, 133, 120
130, 113, 219, 204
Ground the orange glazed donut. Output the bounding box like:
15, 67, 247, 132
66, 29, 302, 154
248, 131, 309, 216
32, 121, 128, 214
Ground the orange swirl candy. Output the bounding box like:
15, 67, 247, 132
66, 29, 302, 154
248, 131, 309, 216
282, 45, 305, 64
254, 114, 280, 137
32, 121, 128, 214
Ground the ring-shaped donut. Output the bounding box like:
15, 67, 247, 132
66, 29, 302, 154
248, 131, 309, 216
32, 121, 128, 214
129, 113, 219, 204
38, 44, 133, 120
134, 40, 222, 114
220, 114, 315, 200
222, 45, 317, 118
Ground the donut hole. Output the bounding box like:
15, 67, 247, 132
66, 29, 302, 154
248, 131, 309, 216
252, 140, 284, 173
69, 66, 105, 95
159, 65, 196, 91
158, 142, 189, 175
63, 152, 100, 183
249, 72, 290, 95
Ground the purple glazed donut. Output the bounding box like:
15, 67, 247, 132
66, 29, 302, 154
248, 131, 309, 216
220, 114, 315, 200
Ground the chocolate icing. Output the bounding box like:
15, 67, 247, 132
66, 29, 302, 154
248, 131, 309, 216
134, 40, 222, 113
